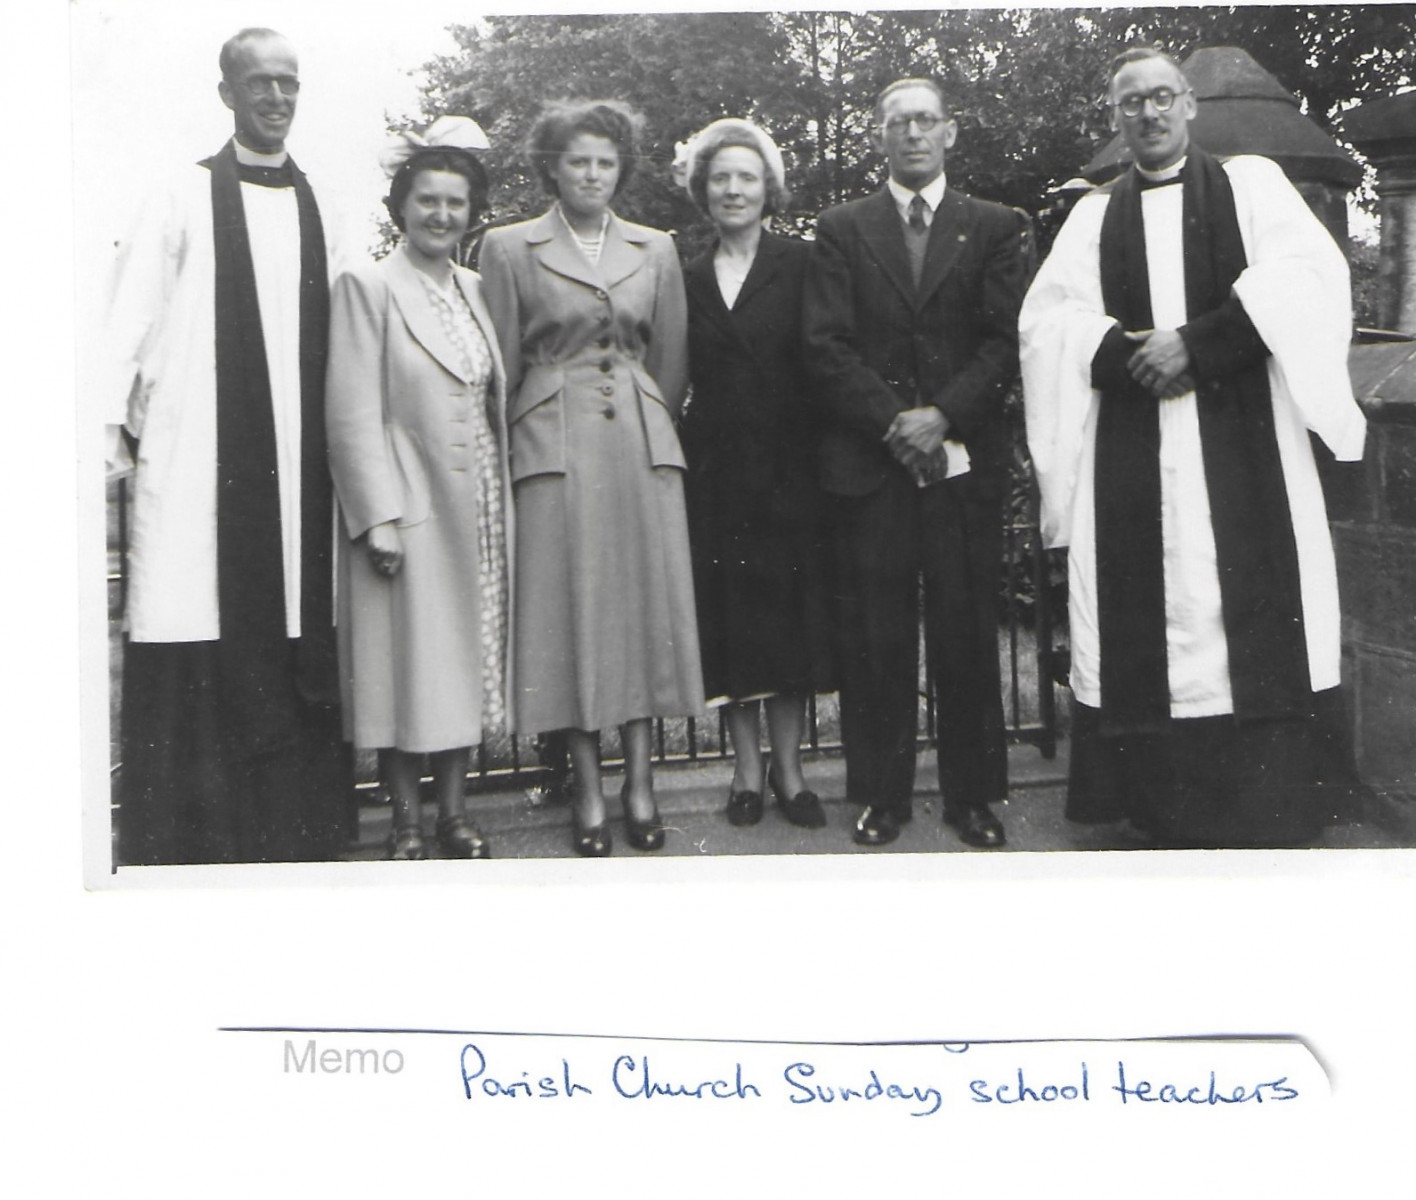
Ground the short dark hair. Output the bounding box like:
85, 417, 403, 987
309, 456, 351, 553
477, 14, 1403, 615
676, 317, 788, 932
384, 149, 490, 232
219, 27, 286, 78
873, 77, 948, 126
1107, 47, 1190, 98
686, 124, 790, 217
527, 100, 645, 198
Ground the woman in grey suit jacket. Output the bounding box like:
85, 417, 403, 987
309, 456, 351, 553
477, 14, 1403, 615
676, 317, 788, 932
326, 120, 512, 861
480, 100, 702, 857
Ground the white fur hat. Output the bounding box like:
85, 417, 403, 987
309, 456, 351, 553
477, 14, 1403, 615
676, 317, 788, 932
680, 118, 787, 200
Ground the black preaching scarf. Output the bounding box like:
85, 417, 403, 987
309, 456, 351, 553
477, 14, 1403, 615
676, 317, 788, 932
1094, 148, 1309, 736
203, 141, 335, 753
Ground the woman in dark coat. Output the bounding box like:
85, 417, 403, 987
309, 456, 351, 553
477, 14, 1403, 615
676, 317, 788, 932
680, 119, 833, 829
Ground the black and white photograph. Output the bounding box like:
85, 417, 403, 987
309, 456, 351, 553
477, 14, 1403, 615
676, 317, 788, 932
10, 0, 1416, 1194
81, 2, 1416, 870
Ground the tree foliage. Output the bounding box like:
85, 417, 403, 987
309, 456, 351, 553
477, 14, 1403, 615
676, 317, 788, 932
415, 6, 1415, 240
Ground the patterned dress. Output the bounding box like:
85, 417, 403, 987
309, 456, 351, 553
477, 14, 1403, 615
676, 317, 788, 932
416, 272, 509, 734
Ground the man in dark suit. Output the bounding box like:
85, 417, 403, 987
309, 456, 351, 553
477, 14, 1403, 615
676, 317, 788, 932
803, 77, 1028, 847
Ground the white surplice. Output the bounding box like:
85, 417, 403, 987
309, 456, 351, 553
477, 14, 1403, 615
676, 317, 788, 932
101, 145, 346, 642
1020, 155, 1366, 717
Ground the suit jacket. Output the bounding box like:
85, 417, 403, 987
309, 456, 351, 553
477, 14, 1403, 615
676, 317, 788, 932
802, 185, 1028, 498
479, 207, 689, 486
682, 231, 814, 499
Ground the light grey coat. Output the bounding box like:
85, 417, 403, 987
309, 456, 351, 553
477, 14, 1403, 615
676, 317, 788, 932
326, 245, 513, 751
479, 208, 702, 733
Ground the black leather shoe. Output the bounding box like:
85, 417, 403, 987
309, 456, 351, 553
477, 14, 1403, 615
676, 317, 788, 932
436, 815, 490, 859
387, 824, 427, 861
726, 788, 763, 826
944, 804, 1006, 848
852, 806, 900, 847
622, 786, 666, 851
572, 805, 612, 857
767, 773, 827, 829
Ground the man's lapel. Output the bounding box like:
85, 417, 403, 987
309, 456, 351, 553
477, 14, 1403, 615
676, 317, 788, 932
859, 189, 916, 307
915, 188, 971, 309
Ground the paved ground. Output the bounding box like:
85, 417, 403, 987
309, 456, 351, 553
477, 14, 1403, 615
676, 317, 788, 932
345, 741, 1416, 861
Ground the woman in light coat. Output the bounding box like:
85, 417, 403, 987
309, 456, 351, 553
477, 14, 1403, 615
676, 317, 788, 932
327, 119, 512, 860
480, 100, 701, 857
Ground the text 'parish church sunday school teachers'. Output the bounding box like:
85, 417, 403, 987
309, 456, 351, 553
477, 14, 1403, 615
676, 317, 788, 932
267, 1034, 1327, 1120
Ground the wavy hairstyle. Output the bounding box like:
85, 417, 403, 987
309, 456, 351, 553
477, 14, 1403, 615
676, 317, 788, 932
526, 99, 646, 198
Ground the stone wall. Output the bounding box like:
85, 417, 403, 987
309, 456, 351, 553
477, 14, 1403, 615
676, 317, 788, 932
1329, 339, 1416, 798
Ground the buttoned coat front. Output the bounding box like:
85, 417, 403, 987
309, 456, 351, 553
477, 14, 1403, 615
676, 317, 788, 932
479, 209, 703, 734
805, 187, 1027, 499
326, 246, 513, 752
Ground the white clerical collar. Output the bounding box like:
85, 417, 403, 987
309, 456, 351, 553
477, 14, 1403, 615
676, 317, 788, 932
233, 139, 290, 168
888, 173, 947, 221
1136, 155, 1187, 185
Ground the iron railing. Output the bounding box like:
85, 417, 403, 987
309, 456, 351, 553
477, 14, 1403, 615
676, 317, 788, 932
106, 423, 1061, 799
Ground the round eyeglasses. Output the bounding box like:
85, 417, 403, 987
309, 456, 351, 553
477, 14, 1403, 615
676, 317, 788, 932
1113, 87, 1189, 118
233, 74, 301, 99
879, 113, 945, 135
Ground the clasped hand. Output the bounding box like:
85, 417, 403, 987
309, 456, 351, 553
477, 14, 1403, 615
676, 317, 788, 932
1125, 329, 1194, 399
885, 406, 949, 471
366, 521, 404, 578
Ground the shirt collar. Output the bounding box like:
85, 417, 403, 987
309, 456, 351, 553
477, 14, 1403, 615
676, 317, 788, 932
1136, 154, 1187, 185
233, 139, 290, 168
887, 172, 947, 220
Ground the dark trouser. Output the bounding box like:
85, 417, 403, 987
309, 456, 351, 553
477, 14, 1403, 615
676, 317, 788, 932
118, 639, 352, 866
832, 470, 1007, 817
1067, 687, 1361, 848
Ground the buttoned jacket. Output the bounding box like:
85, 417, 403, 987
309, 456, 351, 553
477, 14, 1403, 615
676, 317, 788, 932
803, 186, 1029, 498
325, 246, 510, 540
479, 208, 689, 485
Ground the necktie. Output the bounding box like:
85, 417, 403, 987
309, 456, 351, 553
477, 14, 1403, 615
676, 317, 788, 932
908, 193, 928, 234
905, 194, 929, 286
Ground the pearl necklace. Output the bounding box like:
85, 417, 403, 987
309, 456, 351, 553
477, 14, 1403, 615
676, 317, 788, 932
558, 204, 610, 265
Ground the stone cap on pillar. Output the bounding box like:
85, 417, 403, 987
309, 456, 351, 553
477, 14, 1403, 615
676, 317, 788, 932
1342, 90, 1416, 159
1083, 46, 1362, 189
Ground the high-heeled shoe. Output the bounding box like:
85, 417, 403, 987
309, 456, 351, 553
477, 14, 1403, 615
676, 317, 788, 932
387, 824, 427, 861
768, 769, 827, 829
621, 784, 665, 851
572, 802, 612, 858
436, 814, 490, 859
726, 786, 764, 827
